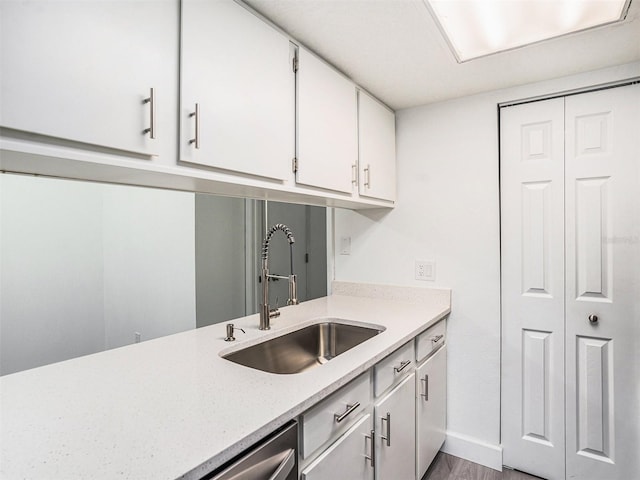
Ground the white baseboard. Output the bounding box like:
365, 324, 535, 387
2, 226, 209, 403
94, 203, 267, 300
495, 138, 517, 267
441, 431, 503, 471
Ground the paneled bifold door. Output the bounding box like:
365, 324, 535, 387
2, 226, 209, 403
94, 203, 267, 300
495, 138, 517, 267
500, 84, 640, 480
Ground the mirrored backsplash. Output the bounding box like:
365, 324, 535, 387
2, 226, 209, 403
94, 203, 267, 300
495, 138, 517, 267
0, 173, 327, 376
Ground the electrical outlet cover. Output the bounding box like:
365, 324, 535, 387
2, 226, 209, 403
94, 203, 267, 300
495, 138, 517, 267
415, 260, 436, 281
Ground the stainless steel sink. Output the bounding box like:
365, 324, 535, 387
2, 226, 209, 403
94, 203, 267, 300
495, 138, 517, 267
222, 320, 384, 374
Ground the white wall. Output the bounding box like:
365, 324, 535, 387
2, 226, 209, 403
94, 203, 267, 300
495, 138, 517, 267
0, 174, 196, 375
1, 175, 105, 375
103, 185, 195, 349
334, 61, 640, 469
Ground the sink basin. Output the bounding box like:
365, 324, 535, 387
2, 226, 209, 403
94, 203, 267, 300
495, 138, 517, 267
222, 320, 384, 374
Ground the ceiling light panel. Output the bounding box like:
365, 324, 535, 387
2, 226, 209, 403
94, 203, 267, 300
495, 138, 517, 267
425, 0, 631, 62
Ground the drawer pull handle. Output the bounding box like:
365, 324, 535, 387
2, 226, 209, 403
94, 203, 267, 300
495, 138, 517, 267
380, 412, 391, 446
431, 334, 444, 343
420, 375, 429, 401
394, 360, 411, 373
334, 402, 360, 423
365, 429, 375, 467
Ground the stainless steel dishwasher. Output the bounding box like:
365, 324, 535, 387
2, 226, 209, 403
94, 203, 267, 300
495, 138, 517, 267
201, 421, 298, 480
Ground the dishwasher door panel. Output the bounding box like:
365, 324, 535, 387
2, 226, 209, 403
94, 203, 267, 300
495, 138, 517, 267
204, 421, 298, 480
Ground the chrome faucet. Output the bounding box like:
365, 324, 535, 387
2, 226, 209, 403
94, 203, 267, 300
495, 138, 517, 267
259, 223, 299, 330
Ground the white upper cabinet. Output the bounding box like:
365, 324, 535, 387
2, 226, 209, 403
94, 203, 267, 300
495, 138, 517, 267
0, 0, 177, 156
180, 0, 293, 181
358, 91, 396, 202
296, 47, 358, 194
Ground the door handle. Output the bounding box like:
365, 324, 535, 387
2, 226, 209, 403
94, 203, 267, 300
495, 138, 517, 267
420, 375, 429, 401
189, 103, 200, 149
588, 314, 599, 324
142, 87, 156, 139
268, 448, 295, 480
365, 429, 375, 468
380, 412, 391, 447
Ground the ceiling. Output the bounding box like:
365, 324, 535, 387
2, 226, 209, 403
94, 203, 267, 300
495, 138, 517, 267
244, 0, 640, 110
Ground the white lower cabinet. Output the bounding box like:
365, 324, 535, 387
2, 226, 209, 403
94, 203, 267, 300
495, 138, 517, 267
374, 373, 416, 480
299, 319, 446, 480
301, 413, 374, 480
416, 345, 447, 480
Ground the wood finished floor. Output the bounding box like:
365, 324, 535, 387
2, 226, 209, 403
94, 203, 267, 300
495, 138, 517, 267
422, 452, 543, 480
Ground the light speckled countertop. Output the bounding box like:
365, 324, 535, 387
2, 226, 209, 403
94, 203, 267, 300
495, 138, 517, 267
0, 284, 450, 480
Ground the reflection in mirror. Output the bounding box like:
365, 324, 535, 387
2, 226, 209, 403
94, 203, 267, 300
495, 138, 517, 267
0, 173, 327, 376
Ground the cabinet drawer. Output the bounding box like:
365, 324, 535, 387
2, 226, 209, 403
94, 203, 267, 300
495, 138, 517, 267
416, 318, 446, 363
374, 341, 414, 397
301, 413, 374, 480
301, 372, 371, 458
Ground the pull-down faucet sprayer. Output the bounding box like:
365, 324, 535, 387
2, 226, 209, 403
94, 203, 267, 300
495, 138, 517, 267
259, 223, 299, 330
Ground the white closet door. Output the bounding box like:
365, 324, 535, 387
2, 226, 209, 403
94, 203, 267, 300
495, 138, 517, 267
564, 84, 640, 480
500, 98, 566, 480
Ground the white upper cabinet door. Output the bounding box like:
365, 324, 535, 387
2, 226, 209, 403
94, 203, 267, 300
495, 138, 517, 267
297, 47, 357, 194
180, 0, 293, 181
0, 0, 176, 156
358, 91, 396, 202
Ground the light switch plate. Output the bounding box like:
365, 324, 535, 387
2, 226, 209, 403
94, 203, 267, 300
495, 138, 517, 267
415, 260, 435, 281
340, 236, 351, 255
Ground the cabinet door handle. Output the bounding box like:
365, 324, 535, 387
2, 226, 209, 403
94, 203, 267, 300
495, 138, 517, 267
394, 360, 411, 373
380, 412, 391, 447
142, 87, 156, 139
334, 402, 360, 423
364, 164, 371, 188
420, 375, 429, 401
352, 163, 358, 186
365, 429, 375, 468
189, 103, 200, 149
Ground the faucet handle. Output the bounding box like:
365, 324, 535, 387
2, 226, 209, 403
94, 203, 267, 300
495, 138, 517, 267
287, 274, 299, 305
269, 298, 281, 319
